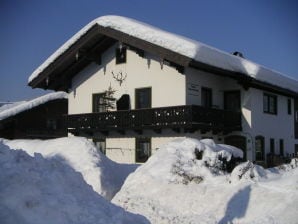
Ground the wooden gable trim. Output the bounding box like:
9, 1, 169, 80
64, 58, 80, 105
189, 59, 298, 97
29, 24, 102, 88
96, 25, 191, 67
29, 24, 298, 97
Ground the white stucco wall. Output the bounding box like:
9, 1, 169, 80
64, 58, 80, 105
67, 43, 296, 164
69, 44, 186, 114
249, 88, 296, 156
185, 68, 242, 108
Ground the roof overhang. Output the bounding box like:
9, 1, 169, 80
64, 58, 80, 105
28, 22, 298, 97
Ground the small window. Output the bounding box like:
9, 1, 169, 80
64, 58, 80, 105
93, 138, 106, 155
224, 91, 241, 112
270, 138, 275, 154
288, 99, 292, 115
201, 87, 212, 108
255, 136, 265, 161
279, 139, 284, 156
263, 93, 277, 115
116, 47, 127, 64
46, 118, 57, 130
135, 88, 151, 109
136, 138, 151, 163
93, 93, 107, 113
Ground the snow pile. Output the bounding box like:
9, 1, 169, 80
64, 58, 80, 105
113, 138, 298, 224
0, 92, 67, 121
0, 141, 148, 224
29, 15, 298, 93
230, 161, 267, 182
4, 137, 137, 200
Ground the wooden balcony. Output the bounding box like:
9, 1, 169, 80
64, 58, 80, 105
67, 105, 242, 136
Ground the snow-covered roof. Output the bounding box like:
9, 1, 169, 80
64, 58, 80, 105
0, 92, 67, 121
28, 15, 298, 94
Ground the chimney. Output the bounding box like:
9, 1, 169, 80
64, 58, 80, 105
232, 51, 244, 58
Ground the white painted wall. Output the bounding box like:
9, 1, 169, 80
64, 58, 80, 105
67, 42, 296, 164
248, 88, 296, 157
185, 67, 242, 108
69, 44, 186, 114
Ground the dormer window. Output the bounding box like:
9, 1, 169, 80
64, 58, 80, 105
116, 46, 127, 64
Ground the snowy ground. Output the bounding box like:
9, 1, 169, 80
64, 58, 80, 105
1, 137, 297, 224
112, 138, 298, 224
0, 140, 148, 224
3, 137, 137, 200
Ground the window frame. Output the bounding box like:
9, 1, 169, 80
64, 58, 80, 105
201, 87, 213, 108
92, 93, 107, 113
263, 93, 277, 115
93, 138, 106, 155
270, 138, 275, 154
288, 98, 292, 115
255, 135, 265, 161
279, 139, 284, 156
135, 137, 151, 163
115, 46, 127, 64
224, 90, 241, 112
135, 87, 152, 109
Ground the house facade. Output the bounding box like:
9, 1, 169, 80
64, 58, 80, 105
28, 16, 298, 166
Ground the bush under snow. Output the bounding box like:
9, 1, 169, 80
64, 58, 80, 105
0, 141, 149, 224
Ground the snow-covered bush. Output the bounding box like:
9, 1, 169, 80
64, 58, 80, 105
275, 158, 298, 172
113, 138, 298, 224
230, 161, 267, 182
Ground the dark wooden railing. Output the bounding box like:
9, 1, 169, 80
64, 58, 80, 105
67, 105, 241, 134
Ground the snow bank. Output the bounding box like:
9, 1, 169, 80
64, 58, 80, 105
0, 92, 67, 121
113, 138, 298, 224
0, 141, 148, 224
4, 137, 137, 200
29, 15, 298, 93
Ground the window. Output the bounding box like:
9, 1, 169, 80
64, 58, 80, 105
93, 93, 107, 113
135, 88, 151, 109
288, 99, 292, 115
116, 47, 127, 64
255, 136, 265, 161
201, 87, 212, 108
224, 91, 241, 112
263, 93, 277, 114
136, 138, 151, 163
270, 138, 275, 154
93, 139, 106, 155
46, 118, 57, 130
279, 139, 284, 156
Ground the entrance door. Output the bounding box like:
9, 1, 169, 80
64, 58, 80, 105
224, 135, 247, 160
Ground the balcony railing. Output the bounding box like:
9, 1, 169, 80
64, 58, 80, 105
67, 105, 241, 135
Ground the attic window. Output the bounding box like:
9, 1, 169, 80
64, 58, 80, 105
116, 47, 127, 64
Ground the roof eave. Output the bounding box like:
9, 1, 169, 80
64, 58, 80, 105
29, 23, 298, 98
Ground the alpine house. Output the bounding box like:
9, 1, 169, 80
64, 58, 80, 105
28, 15, 298, 166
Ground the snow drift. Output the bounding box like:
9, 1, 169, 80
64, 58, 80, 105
112, 138, 298, 224
4, 137, 137, 200
0, 141, 149, 224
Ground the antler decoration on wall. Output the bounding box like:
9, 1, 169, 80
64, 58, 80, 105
111, 71, 127, 86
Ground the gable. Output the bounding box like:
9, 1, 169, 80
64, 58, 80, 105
28, 15, 298, 97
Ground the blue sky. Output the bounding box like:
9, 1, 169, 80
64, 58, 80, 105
0, 0, 297, 101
